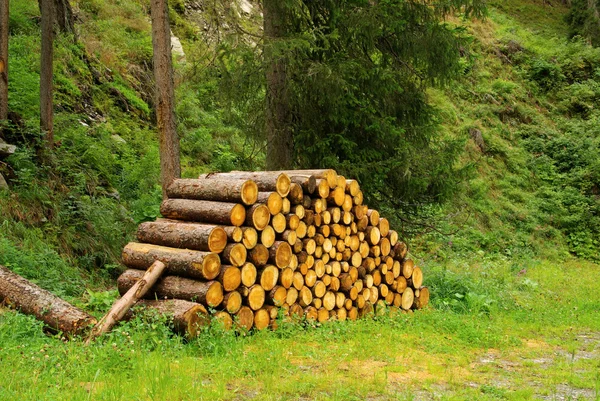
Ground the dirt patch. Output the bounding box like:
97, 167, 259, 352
387, 369, 436, 385
540, 384, 597, 401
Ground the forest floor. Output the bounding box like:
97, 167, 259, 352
1, 257, 599, 400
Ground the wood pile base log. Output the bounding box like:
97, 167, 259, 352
0, 265, 96, 336
117, 169, 430, 335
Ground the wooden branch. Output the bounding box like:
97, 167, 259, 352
86, 260, 166, 344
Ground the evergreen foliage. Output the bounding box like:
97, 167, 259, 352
209, 0, 486, 215
566, 0, 600, 46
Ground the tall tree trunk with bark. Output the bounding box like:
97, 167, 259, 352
151, 0, 181, 199
0, 0, 9, 125
53, 0, 74, 34
264, 0, 293, 170
40, 0, 54, 147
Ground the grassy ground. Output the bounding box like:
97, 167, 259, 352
1, 257, 599, 400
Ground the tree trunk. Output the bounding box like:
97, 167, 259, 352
137, 220, 228, 253
122, 242, 221, 281
53, 0, 74, 34
0, 265, 96, 336
86, 260, 166, 343
263, 0, 293, 170
0, 0, 8, 124
40, 0, 54, 147
151, 0, 180, 198
117, 269, 224, 307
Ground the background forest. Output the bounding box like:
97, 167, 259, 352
0, 0, 599, 399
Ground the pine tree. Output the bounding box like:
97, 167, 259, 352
211, 0, 486, 211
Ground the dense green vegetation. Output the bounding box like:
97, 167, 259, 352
1, 0, 599, 399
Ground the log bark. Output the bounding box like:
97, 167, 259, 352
122, 242, 221, 281
125, 299, 209, 338
0, 265, 96, 336
151, 0, 181, 198
161, 199, 246, 226
87, 260, 166, 343
117, 269, 223, 307
200, 171, 291, 197
137, 220, 228, 253
167, 178, 258, 205
263, 0, 293, 171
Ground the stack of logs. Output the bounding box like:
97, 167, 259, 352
118, 169, 429, 337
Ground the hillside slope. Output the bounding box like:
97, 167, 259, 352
0, 0, 598, 298
417, 0, 600, 263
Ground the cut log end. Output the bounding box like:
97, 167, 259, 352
236, 306, 254, 331
231, 204, 247, 226
222, 291, 242, 314
205, 281, 224, 307
248, 204, 271, 231
241, 180, 259, 205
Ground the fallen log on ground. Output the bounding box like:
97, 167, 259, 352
0, 265, 96, 336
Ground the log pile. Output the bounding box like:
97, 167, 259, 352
118, 169, 429, 336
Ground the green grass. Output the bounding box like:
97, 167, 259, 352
1, 258, 599, 400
